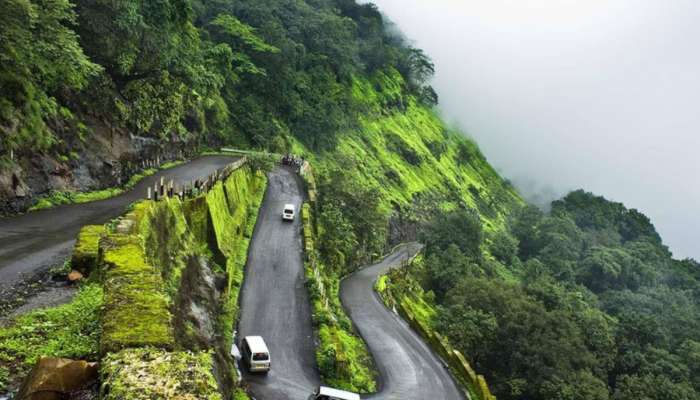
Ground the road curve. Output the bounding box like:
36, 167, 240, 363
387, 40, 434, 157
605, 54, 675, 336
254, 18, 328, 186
237, 167, 319, 400
0, 155, 237, 293
341, 243, 465, 400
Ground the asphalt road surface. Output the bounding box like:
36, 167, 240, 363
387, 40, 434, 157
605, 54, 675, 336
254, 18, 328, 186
0, 155, 236, 294
341, 243, 466, 400
237, 167, 319, 400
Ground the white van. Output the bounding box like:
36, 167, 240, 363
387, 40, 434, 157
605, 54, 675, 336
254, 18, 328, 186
241, 336, 271, 373
308, 386, 360, 400
282, 203, 295, 221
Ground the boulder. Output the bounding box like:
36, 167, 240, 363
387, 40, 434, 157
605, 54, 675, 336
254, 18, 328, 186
67, 270, 84, 282
17, 357, 98, 400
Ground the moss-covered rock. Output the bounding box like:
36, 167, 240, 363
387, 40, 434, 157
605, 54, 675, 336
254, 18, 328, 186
71, 225, 106, 274
140, 198, 191, 295
100, 234, 174, 354
100, 348, 222, 400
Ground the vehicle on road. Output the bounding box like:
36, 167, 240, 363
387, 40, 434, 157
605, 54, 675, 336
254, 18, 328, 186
282, 203, 295, 221
308, 386, 360, 400
241, 336, 271, 373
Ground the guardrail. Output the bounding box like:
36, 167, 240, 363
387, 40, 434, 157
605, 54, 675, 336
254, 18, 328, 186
145, 157, 248, 202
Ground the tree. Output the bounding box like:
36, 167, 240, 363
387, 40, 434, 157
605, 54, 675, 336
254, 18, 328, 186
425, 244, 481, 300
317, 165, 386, 269
511, 205, 544, 259
613, 374, 697, 400
1, 0, 100, 156
489, 230, 519, 264
420, 209, 483, 259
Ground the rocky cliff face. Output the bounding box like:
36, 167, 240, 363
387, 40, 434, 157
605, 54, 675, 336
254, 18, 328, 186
0, 117, 189, 215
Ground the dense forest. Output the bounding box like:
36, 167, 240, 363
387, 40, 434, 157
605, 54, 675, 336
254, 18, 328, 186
0, 0, 435, 160
411, 190, 700, 400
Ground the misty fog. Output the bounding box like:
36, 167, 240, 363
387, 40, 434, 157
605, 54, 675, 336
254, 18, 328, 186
369, 0, 700, 260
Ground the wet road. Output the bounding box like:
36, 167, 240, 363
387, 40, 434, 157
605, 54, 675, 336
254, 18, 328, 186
0, 155, 236, 293
341, 243, 465, 400
237, 167, 319, 400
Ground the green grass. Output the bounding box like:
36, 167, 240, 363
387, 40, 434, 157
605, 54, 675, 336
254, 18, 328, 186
30, 188, 122, 211
290, 72, 522, 234
0, 284, 103, 393
233, 388, 252, 400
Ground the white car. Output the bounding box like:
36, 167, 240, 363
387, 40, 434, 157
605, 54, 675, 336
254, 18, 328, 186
282, 203, 295, 221
241, 336, 271, 373
308, 386, 360, 400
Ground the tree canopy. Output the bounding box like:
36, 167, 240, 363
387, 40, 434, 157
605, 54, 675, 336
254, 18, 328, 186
414, 190, 700, 400
0, 0, 438, 161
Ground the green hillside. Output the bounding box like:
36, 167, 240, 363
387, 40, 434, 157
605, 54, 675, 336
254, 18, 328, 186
384, 191, 700, 400
1, 0, 699, 400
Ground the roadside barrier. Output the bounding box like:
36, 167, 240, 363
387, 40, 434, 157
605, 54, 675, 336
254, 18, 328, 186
145, 157, 247, 202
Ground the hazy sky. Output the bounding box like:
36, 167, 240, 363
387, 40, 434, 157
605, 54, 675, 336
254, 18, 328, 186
369, 0, 699, 260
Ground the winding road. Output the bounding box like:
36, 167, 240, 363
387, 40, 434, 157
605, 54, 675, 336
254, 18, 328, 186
238, 169, 464, 399
341, 244, 465, 400
0, 155, 236, 294
2, 158, 465, 399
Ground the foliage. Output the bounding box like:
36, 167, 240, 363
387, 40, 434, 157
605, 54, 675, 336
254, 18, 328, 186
317, 325, 377, 393
0, 0, 100, 158
317, 164, 385, 270
0, 284, 103, 393
405, 189, 700, 400
420, 209, 483, 259
2, 0, 445, 160
29, 188, 121, 211
246, 152, 278, 173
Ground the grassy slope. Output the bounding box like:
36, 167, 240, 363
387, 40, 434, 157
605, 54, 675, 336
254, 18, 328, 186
295, 70, 522, 232
293, 70, 522, 392
0, 284, 103, 393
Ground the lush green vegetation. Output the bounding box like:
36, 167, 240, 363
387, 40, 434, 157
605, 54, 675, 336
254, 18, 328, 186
1, 0, 436, 163
98, 165, 265, 399
6, 0, 697, 399
389, 190, 700, 400
0, 284, 103, 393
285, 34, 520, 390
